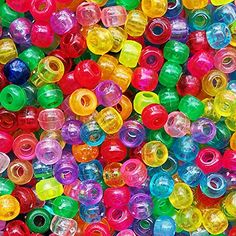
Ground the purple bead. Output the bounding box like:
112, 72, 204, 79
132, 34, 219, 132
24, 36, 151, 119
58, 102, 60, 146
0, 221, 6, 231
94, 80, 122, 107
61, 120, 83, 145
53, 154, 79, 185
50, 9, 77, 35
9, 18, 32, 45
128, 193, 153, 220
119, 120, 146, 148
78, 180, 103, 206
170, 17, 189, 43
190, 118, 216, 144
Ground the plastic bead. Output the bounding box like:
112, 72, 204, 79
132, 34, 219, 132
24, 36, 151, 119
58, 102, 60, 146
4, 220, 30, 235
6, 0, 31, 12
213, 3, 236, 25
170, 17, 189, 43
222, 191, 236, 219
113, 95, 132, 120
0, 177, 15, 195
230, 132, 236, 150
0, 153, 10, 173
165, 0, 182, 19
0, 131, 14, 153
183, 0, 208, 9
84, 222, 110, 236
141, 0, 168, 18
109, 26, 128, 53
222, 149, 236, 171
117, 229, 135, 236
154, 216, 176, 236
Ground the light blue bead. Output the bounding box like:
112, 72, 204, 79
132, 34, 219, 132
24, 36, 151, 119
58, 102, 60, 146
154, 216, 176, 236
213, 3, 236, 25
206, 23, 231, 49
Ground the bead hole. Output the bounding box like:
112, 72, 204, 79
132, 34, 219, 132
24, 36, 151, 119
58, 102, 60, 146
140, 220, 151, 230
125, 162, 136, 172
194, 14, 208, 27
162, 159, 172, 171
202, 152, 214, 163
49, 61, 59, 72
209, 177, 222, 190
212, 76, 222, 88
115, 103, 122, 113
153, 25, 163, 36
91, 230, 102, 236
146, 55, 157, 65
33, 215, 45, 227
21, 143, 33, 155
90, 132, 100, 142
13, 165, 24, 177
112, 209, 123, 220
6, 93, 13, 104
61, 170, 72, 180
35, 0, 47, 12
223, 57, 233, 68
142, 92, 153, 98
202, 124, 212, 135
81, 95, 91, 107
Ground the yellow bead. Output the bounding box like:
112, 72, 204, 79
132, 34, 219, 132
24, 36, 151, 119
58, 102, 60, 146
222, 191, 236, 220
108, 27, 128, 53
110, 65, 133, 92
87, 0, 108, 6
119, 40, 142, 68
202, 98, 221, 122
230, 132, 236, 150
202, 209, 228, 235
36, 177, 64, 201
141, 0, 168, 18
169, 183, 193, 209
69, 89, 97, 116
40, 130, 66, 148
182, 0, 208, 9
225, 113, 236, 131
0, 38, 18, 64
87, 27, 113, 55
211, 0, 234, 6
176, 206, 202, 232
113, 95, 133, 120
141, 141, 168, 167
124, 10, 148, 37
133, 91, 160, 114
229, 21, 236, 47
95, 107, 123, 134
0, 195, 20, 221
202, 70, 228, 97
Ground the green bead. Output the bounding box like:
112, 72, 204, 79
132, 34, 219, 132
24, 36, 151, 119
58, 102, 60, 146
19, 46, 45, 71
152, 197, 175, 218
26, 208, 52, 234
98, 179, 108, 191
163, 40, 190, 64
116, 0, 140, 10
37, 84, 63, 108
21, 82, 38, 106
178, 95, 205, 121
52, 196, 79, 218
74, 49, 100, 64
148, 129, 173, 149
0, 177, 15, 195
159, 62, 182, 87
159, 87, 180, 113
0, 4, 24, 27
0, 84, 27, 111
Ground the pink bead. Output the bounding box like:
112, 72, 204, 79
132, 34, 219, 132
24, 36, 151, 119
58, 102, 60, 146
187, 50, 214, 78
222, 149, 236, 171
6, 0, 31, 12
30, 0, 56, 21
12, 134, 38, 160
120, 159, 147, 187
50, 9, 77, 35
117, 229, 136, 236
101, 6, 127, 27
76, 2, 101, 26
31, 22, 54, 48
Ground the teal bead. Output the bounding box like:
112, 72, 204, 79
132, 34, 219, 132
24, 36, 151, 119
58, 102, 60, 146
21, 82, 38, 106
19, 46, 45, 71
159, 62, 182, 87
116, 0, 140, 10
159, 87, 180, 113
0, 3, 24, 27
178, 95, 205, 121
0, 84, 27, 111
164, 40, 190, 65
0, 177, 15, 195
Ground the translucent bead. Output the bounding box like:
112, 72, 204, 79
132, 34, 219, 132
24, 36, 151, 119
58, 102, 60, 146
213, 3, 236, 25
222, 191, 236, 219
211, 0, 234, 6
141, 0, 168, 18
183, 0, 208, 9
0, 152, 10, 173
154, 216, 176, 236
0, 39, 18, 64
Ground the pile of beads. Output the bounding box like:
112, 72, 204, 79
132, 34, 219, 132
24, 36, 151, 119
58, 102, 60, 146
0, 0, 236, 235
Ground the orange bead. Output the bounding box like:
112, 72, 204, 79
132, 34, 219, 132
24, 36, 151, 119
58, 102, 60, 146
113, 95, 133, 120
230, 132, 236, 151
72, 143, 99, 162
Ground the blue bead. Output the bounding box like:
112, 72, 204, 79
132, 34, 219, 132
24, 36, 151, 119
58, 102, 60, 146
213, 3, 236, 25
150, 172, 174, 198
158, 154, 178, 175
79, 202, 105, 223
200, 173, 227, 198
165, 0, 183, 19
80, 120, 106, 147
206, 23, 231, 49
78, 160, 103, 181
178, 163, 204, 187
172, 136, 199, 162
154, 216, 176, 236
133, 217, 154, 236
228, 80, 236, 93
4, 58, 30, 85
32, 159, 53, 179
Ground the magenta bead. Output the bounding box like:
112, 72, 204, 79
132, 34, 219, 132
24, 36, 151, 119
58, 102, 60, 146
76, 2, 101, 26
101, 6, 127, 27
117, 229, 136, 236
50, 9, 77, 35
9, 18, 32, 45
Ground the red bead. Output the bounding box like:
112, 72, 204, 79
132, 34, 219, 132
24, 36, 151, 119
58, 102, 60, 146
12, 187, 37, 214
58, 71, 81, 95
6, 0, 31, 12
30, 0, 56, 21
129, 142, 146, 160
104, 186, 131, 208
176, 75, 202, 97
131, 67, 158, 91
49, 49, 72, 73
229, 227, 236, 236
60, 32, 87, 58
0, 71, 9, 91
0, 109, 18, 133
145, 17, 171, 45
142, 104, 168, 130
139, 46, 164, 72
187, 31, 210, 54
222, 149, 236, 171
4, 220, 30, 236
17, 106, 40, 133
0, 131, 13, 153
74, 60, 102, 89
100, 138, 127, 163
31, 22, 54, 48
